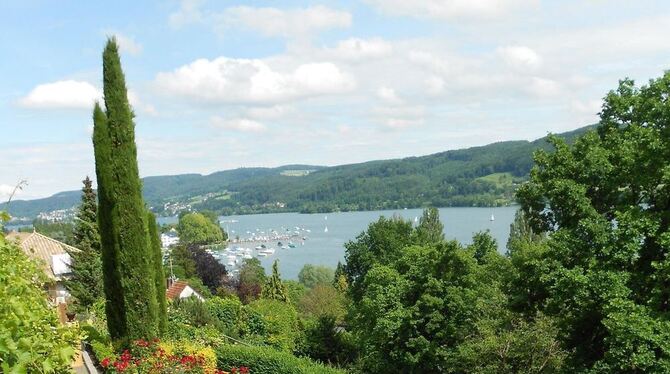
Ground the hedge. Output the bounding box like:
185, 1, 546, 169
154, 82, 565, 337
216, 344, 346, 374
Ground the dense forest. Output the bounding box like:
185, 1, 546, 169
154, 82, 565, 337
6, 126, 591, 219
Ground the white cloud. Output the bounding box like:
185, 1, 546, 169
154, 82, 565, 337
215, 5, 351, 38
18, 80, 102, 109
571, 99, 602, 116
526, 77, 561, 98
330, 38, 393, 61
376, 86, 402, 104
0, 184, 19, 200
110, 32, 143, 55
246, 105, 294, 120
497, 45, 541, 70
169, 0, 204, 28
127, 90, 158, 116
365, 0, 537, 20
384, 118, 424, 129
211, 116, 267, 133
155, 57, 356, 104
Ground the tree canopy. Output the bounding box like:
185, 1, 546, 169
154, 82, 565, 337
298, 264, 335, 289
65, 177, 103, 311
178, 212, 225, 246
515, 72, 670, 371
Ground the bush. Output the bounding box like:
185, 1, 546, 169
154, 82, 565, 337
216, 344, 345, 374
242, 300, 300, 352
0, 240, 81, 372
206, 296, 242, 334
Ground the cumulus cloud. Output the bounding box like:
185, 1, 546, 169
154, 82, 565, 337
214, 5, 351, 38
127, 90, 158, 116
497, 45, 541, 70
365, 0, 537, 20
329, 38, 393, 61
211, 116, 267, 133
376, 86, 402, 104
246, 105, 294, 120
155, 57, 356, 104
18, 80, 102, 109
109, 32, 143, 55
169, 0, 204, 28
526, 77, 561, 98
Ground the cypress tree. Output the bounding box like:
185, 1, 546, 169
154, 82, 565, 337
93, 38, 159, 340
65, 177, 104, 311
93, 101, 126, 339
262, 260, 289, 302
147, 211, 167, 334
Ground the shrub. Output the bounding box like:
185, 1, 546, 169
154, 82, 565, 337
216, 344, 345, 374
206, 296, 242, 334
242, 300, 300, 352
0, 240, 81, 372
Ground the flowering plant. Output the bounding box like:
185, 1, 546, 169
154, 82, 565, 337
99, 338, 248, 374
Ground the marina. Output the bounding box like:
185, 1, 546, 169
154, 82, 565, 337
159, 206, 518, 279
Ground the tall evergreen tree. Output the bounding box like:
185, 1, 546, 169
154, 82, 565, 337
262, 260, 289, 302
93, 38, 160, 340
65, 177, 104, 311
147, 211, 167, 334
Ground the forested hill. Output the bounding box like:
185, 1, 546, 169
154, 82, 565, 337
5, 125, 593, 218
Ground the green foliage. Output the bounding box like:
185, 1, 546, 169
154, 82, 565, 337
65, 176, 104, 312
216, 344, 346, 374
206, 296, 242, 334
244, 299, 300, 352
298, 284, 346, 322
343, 214, 414, 302
303, 315, 357, 368
283, 280, 307, 308
449, 313, 566, 373
412, 206, 445, 244
93, 38, 158, 341
237, 258, 266, 303
470, 230, 498, 264
147, 211, 168, 335
262, 260, 289, 303
177, 212, 224, 246
298, 264, 335, 289
0, 240, 80, 372
514, 72, 670, 371
343, 207, 565, 372
29, 219, 75, 245
169, 245, 197, 279
10, 127, 595, 220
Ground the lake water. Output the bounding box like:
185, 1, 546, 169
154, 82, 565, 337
160, 206, 518, 279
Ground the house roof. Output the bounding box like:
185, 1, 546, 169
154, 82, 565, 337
4, 231, 79, 281
166, 280, 190, 301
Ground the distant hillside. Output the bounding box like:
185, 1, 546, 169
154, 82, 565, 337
4, 126, 594, 219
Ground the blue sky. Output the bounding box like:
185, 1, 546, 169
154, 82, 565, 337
2, 0, 670, 199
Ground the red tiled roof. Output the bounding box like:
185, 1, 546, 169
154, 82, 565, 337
166, 280, 189, 300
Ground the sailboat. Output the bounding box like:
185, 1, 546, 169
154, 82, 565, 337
324, 226, 329, 233
490, 213, 495, 221
414, 216, 419, 223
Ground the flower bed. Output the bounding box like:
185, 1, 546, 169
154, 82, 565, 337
99, 338, 248, 374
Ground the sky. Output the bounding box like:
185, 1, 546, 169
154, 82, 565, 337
1, 0, 670, 200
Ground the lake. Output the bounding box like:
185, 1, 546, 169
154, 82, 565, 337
161, 206, 518, 279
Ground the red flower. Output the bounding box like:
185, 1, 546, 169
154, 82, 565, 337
100, 357, 111, 368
